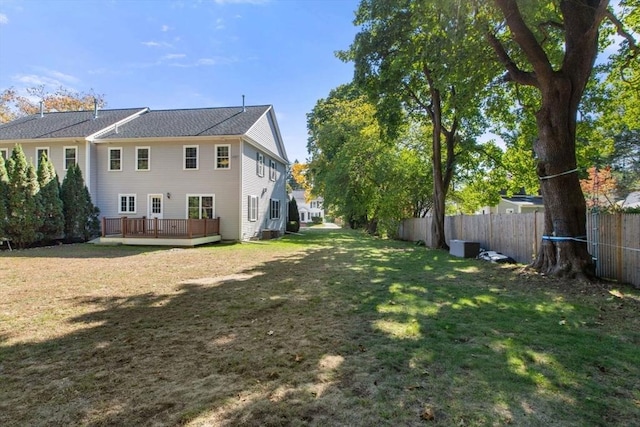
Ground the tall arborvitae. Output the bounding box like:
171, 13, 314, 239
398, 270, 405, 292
61, 163, 99, 241
83, 184, 100, 240
37, 153, 64, 242
0, 156, 9, 238
6, 145, 43, 248
286, 195, 301, 232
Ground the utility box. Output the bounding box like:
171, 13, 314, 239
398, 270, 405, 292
449, 240, 480, 258
261, 229, 279, 240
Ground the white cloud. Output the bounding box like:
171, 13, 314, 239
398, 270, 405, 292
161, 24, 170, 32
141, 41, 173, 48
0, 13, 8, 24
215, 18, 225, 30
162, 53, 187, 60
13, 74, 65, 89
46, 69, 80, 84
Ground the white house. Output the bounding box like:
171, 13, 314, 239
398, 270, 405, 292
0, 105, 289, 244
291, 189, 324, 223
477, 194, 545, 214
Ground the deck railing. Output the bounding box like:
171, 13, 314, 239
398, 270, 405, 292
102, 217, 220, 239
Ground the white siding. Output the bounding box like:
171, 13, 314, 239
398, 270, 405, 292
0, 140, 87, 186
240, 140, 286, 240
245, 110, 286, 160
93, 138, 242, 240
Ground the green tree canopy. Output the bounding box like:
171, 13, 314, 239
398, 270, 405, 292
341, 0, 500, 247
37, 153, 64, 242
5, 145, 43, 248
60, 164, 99, 242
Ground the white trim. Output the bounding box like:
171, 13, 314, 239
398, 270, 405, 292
183, 145, 199, 170
35, 146, 49, 167
214, 143, 231, 170
63, 146, 77, 171
85, 140, 91, 193
86, 108, 149, 141
186, 194, 216, 219
269, 159, 277, 181
270, 198, 281, 220
147, 193, 163, 219
256, 152, 264, 177
108, 147, 123, 171
244, 106, 289, 163
242, 135, 288, 165
118, 193, 137, 214
248, 195, 258, 222
135, 146, 151, 171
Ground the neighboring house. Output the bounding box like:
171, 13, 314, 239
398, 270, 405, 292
0, 104, 289, 243
291, 189, 324, 223
618, 191, 640, 209
477, 194, 545, 214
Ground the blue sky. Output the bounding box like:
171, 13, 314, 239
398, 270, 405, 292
0, 0, 361, 162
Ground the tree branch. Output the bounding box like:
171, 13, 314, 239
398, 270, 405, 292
486, 30, 539, 87
494, 0, 554, 83
605, 10, 639, 57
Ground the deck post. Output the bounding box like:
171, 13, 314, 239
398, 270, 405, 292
143, 216, 147, 234
102, 217, 106, 237
122, 217, 127, 238
188, 219, 193, 239
204, 218, 207, 237
154, 217, 158, 238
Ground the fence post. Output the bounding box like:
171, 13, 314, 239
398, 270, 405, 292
616, 212, 623, 281
533, 210, 538, 260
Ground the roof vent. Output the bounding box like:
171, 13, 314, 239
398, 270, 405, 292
93, 98, 98, 119
242, 94, 246, 112
39, 101, 44, 118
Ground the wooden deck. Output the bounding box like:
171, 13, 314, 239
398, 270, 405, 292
97, 217, 221, 246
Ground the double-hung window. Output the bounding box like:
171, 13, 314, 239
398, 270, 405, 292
109, 148, 122, 171
215, 144, 230, 169
187, 195, 214, 219
269, 160, 276, 181
118, 194, 136, 214
256, 152, 264, 177
184, 145, 198, 170
64, 146, 77, 170
0, 148, 7, 161
136, 147, 150, 171
248, 195, 258, 222
36, 147, 49, 168
270, 199, 280, 220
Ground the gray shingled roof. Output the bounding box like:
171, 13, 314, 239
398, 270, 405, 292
99, 105, 271, 139
0, 105, 272, 140
0, 108, 146, 140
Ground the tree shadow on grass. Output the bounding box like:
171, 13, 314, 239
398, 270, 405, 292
1, 230, 638, 426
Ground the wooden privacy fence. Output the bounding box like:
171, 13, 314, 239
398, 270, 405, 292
398, 212, 640, 287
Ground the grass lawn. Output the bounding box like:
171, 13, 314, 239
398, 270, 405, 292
1, 229, 639, 426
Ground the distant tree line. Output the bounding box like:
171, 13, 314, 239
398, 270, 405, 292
0, 144, 99, 249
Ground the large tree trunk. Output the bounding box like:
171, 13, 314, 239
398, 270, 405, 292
530, 78, 595, 279
489, 0, 608, 278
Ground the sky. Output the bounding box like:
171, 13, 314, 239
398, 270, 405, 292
0, 0, 362, 163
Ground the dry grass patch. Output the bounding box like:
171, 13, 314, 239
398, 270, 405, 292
1, 230, 639, 426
